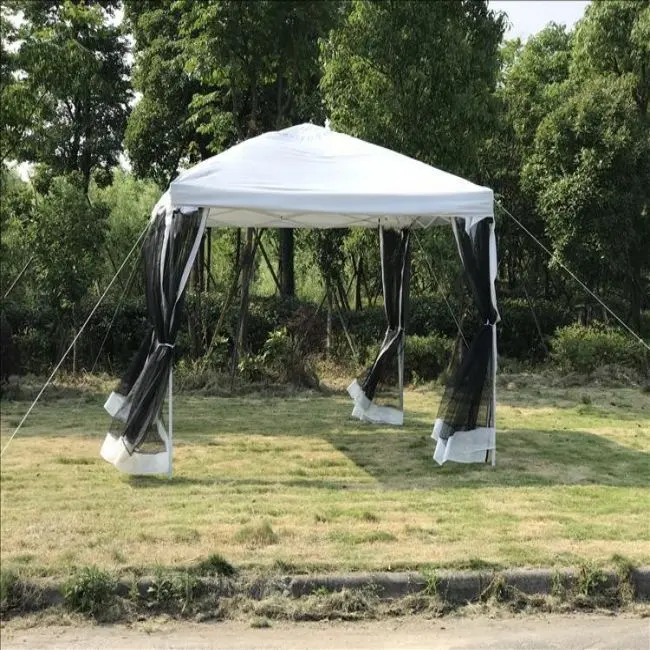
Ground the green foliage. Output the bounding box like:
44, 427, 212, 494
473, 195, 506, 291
497, 297, 573, 359
0, 169, 35, 302
421, 569, 439, 599
322, 0, 506, 178
29, 174, 109, 316
10, 289, 636, 377
551, 324, 649, 374
483, 25, 573, 298
405, 334, 454, 382
64, 566, 116, 618
178, 0, 337, 145
577, 564, 608, 597
239, 328, 319, 387
2, 295, 149, 375
90, 168, 159, 291
523, 1, 650, 330
2, 0, 649, 382
146, 569, 202, 614
125, 0, 337, 186
123, 0, 207, 187
4, 0, 131, 192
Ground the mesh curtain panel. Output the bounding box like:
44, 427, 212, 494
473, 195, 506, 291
348, 227, 411, 425
432, 217, 499, 464
101, 207, 207, 474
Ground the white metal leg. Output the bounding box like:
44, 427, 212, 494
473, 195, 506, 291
168, 365, 173, 480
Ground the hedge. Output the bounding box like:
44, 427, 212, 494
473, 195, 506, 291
1, 291, 647, 379
551, 324, 649, 375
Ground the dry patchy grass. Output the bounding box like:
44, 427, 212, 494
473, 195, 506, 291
1, 375, 648, 578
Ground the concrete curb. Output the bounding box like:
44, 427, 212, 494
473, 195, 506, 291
286, 567, 650, 603
4, 567, 649, 615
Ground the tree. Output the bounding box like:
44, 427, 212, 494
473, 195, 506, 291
30, 173, 109, 320
480, 25, 573, 298
321, 0, 506, 179
4, 0, 131, 194
123, 0, 210, 189
1, 7, 32, 165
90, 168, 160, 291
321, 1, 505, 316
177, 0, 338, 300
0, 168, 35, 301
524, 1, 650, 330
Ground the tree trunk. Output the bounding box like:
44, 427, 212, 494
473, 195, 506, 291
335, 272, 350, 313
628, 265, 642, 334
199, 233, 205, 293
355, 255, 363, 311
326, 283, 333, 358
72, 329, 77, 375
235, 228, 257, 365
273, 65, 295, 299
279, 229, 295, 297
206, 228, 212, 291
234, 228, 242, 270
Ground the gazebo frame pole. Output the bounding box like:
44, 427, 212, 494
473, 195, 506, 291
168, 365, 173, 479
168, 222, 174, 481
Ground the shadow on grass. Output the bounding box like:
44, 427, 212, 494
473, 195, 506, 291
127, 426, 649, 492
128, 475, 360, 491
324, 427, 650, 489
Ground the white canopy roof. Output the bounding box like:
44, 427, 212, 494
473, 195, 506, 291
157, 123, 493, 229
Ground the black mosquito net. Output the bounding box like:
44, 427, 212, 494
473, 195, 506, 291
357, 227, 411, 403
435, 217, 497, 442
110, 208, 206, 454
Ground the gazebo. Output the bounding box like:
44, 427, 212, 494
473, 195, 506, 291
100, 123, 500, 476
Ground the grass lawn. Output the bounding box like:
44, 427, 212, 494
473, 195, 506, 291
1, 374, 649, 578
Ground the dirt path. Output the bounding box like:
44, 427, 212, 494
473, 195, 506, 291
2, 614, 649, 650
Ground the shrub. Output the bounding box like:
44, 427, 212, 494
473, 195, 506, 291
238, 328, 319, 388
408, 295, 465, 339
405, 334, 454, 381
551, 324, 649, 375
497, 297, 573, 360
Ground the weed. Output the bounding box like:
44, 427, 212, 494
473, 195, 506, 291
234, 520, 279, 547
480, 574, 509, 603
146, 570, 202, 615
0, 568, 18, 607
551, 569, 568, 599
193, 553, 236, 577
421, 569, 438, 598
63, 566, 116, 618
250, 616, 271, 628
577, 564, 608, 597
479, 573, 530, 612
611, 555, 635, 603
